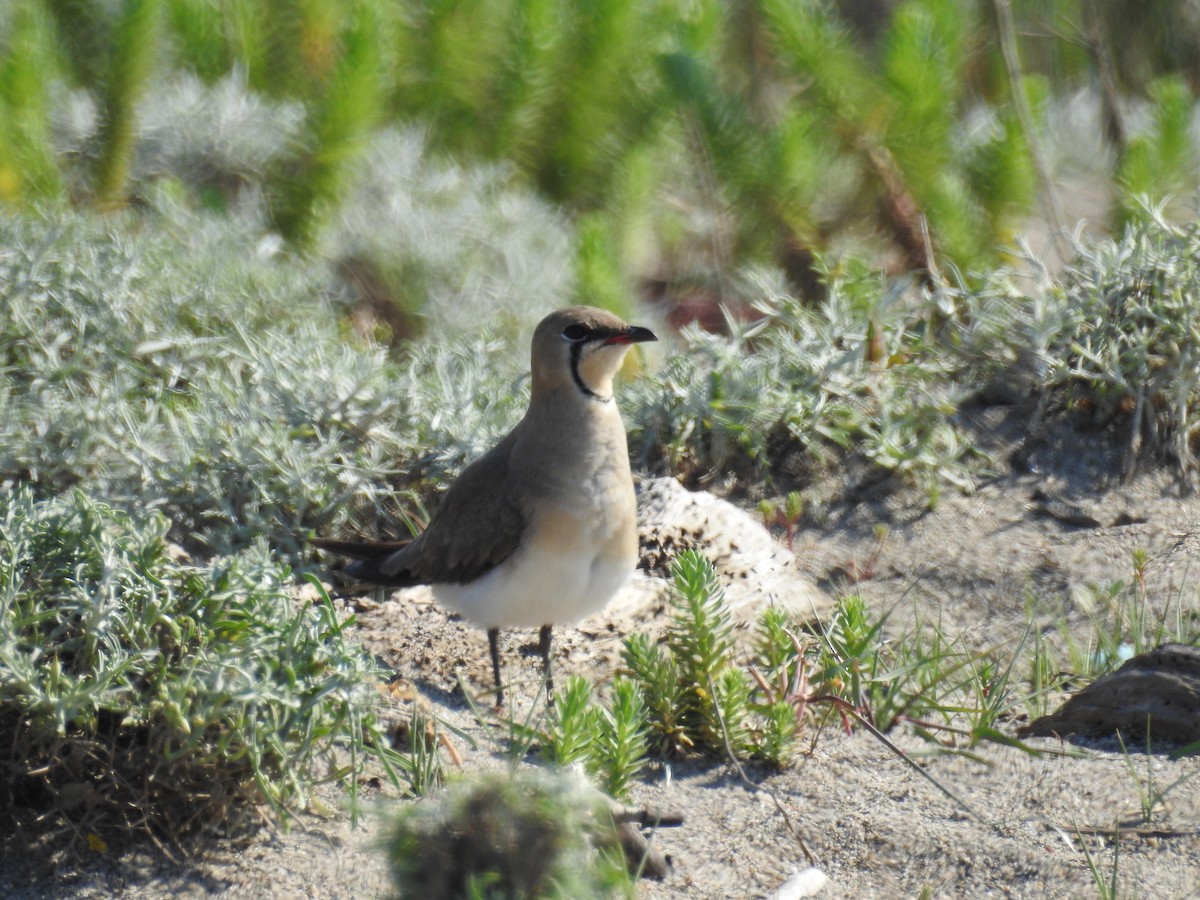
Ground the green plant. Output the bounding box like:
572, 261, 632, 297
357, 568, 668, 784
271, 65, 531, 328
656, 46, 831, 289
930, 208, 1200, 492
544, 675, 597, 769
629, 555, 1041, 782
805, 593, 1019, 747
624, 552, 806, 766
1020, 550, 1200, 737
664, 0, 1034, 286
1062, 214, 1200, 480
753, 693, 801, 767
165, 0, 234, 82
1025, 601, 1063, 721
542, 674, 649, 802
755, 605, 798, 682
667, 550, 750, 755
624, 553, 739, 758
759, 491, 804, 549
621, 632, 689, 755
406, 704, 446, 797
0, 488, 406, 837
268, 0, 388, 248
593, 677, 650, 801
0, 2, 63, 205
1115, 727, 1200, 829
964, 645, 1030, 751
1076, 822, 1121, 900
809, 594, 892, 722
1117, 728, 1160, 825
1054, 551, 1200, 682
69, 0, 165, 207
628, 554, 1018, 767
1, 0, 1197, 286
386, 769, 634, 899
746, 614, 806, 766
1117, 76, 1198, 228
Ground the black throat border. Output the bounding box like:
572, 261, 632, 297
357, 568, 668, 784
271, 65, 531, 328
569, 340, 613, 402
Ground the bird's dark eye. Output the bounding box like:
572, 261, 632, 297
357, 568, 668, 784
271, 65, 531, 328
561, 324, 590, 342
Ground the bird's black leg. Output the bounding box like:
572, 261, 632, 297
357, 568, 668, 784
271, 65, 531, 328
488, 627, 504, 708
538, 624, 554, 705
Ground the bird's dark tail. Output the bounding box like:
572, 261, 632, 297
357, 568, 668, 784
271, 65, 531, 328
309, 536, 419, 587
309, 536, 411, 560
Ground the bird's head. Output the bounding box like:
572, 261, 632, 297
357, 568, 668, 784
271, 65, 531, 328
530, 306, 657, 401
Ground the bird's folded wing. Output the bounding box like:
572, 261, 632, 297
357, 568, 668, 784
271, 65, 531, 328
380, 434, 527, 586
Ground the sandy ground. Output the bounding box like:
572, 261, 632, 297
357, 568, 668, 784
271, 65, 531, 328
4, 403, 1200, 898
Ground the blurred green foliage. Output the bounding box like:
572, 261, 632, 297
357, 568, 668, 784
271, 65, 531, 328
1117, 77, 1199, 228
1, 0, 1198, 303
386, 769, 634, 898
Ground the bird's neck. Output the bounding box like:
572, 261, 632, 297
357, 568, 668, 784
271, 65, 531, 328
527, 385, 625, 439
531, 377, 615, 405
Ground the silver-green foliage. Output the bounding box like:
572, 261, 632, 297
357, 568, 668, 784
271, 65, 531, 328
625, 271, 977, 498
0, 487, 400, 830
133, 72, 305, 198
0, 209, 524, 557
1055, 210, 1200, 475
50, 71, 303, 206
328, 127, 577, 338
11, 203, 1200, 577
959, 209, 1200, 480
0, 210, 391, 553
627, 211, 1200, 498
53, 69, 574, 336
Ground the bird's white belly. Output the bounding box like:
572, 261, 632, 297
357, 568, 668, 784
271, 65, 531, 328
433, 510, 634, 629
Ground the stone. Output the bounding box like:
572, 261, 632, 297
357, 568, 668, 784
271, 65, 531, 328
1019, 643, 1200, 744
605, 477, 833, 625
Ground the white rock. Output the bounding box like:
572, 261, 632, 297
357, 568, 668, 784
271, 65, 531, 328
606, 477, 832, 625
766, 867, 830, 899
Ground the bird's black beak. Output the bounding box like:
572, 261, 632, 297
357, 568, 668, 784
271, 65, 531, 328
605, 325, 657, 346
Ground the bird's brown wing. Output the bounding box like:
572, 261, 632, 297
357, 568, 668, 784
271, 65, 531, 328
313, 430, 527, 588
383, 430, 527, 585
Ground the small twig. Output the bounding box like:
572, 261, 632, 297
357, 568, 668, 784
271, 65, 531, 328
1080, 0, 1127, 152
1124, 381, 1145, 483
993, 0, 1072, 264
1050, 821, 1196, 840
617, 819, 673, 881
608, 802, 685, 828
811, 695, 984, 823
706, 673, 817, 867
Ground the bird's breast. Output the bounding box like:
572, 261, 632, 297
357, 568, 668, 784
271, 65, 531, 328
436, 395, 638, 627
433, 497, 636, 629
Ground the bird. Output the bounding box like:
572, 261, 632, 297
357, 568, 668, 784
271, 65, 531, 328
312, 306, 657, 707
